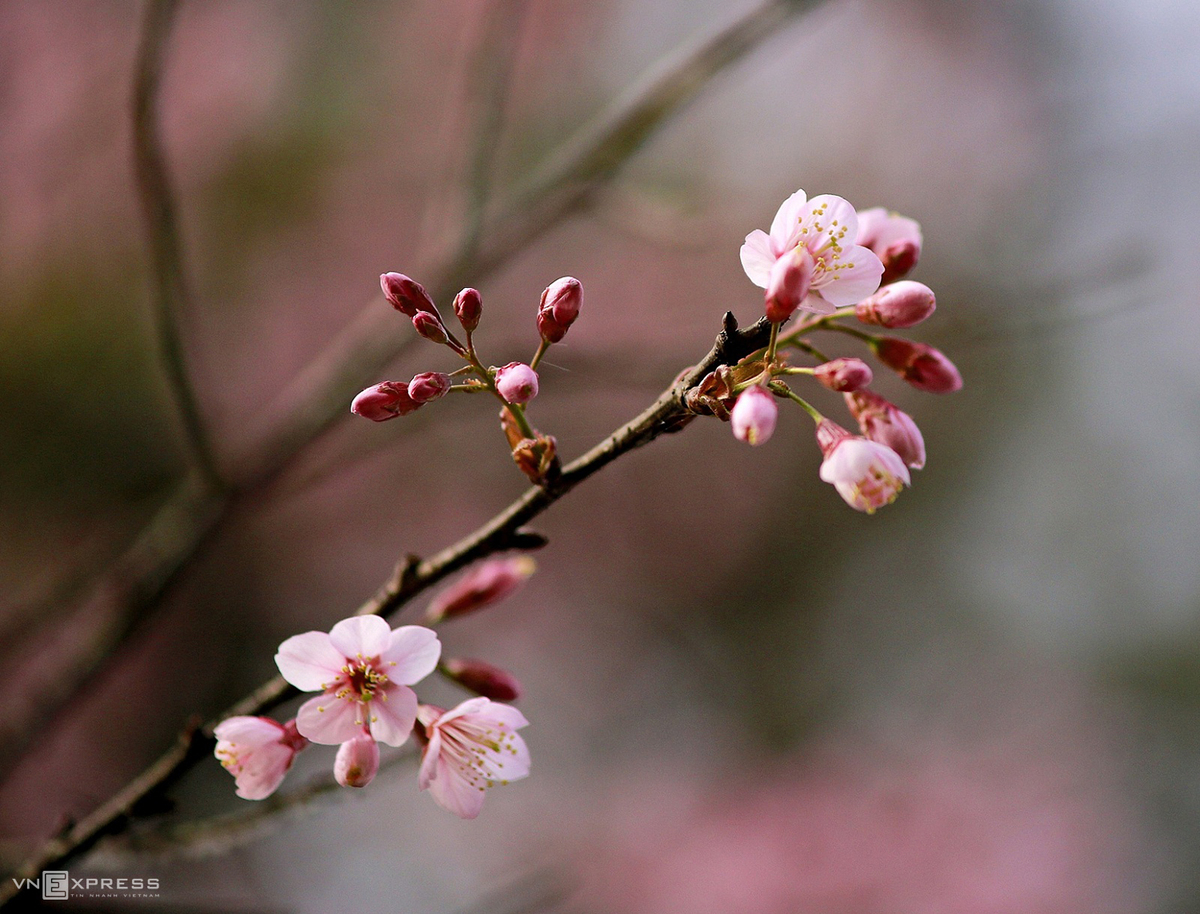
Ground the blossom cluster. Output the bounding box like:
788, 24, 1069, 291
214, 557, 533, 818
696, 188, 961, 512
350, 272, 584, 484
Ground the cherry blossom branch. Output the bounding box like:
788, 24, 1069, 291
133, 0, 224, 491
0, 313, 771, 900
0, 0, 822, 793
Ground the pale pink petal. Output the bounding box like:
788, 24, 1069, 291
428, 755, 487, 819
769, 188, 808, 251
366, 683, 418, 746
214, 716, 285, 743
813, 245, 884, 307
797, 291, 838, 316
473, 701, 530, 731
275, 632, 347, 691
802, 194, 859, 247
418, 728, 443, 790
855, 206, 889, 248
434, 696, 490, 728
328, 615, 392, 659
739, 230, 775, 288
380, 625, 441, 684
233, 742, 295, 800
295, 693, 364, 745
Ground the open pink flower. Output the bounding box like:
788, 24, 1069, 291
741, 190, 884, 316
213, 716, 307, 800
816, 419, 910, 513
417, 698, 530, 819
275, 616, 440, 747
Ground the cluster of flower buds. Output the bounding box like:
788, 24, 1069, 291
214, 556, 535, 818
353, 272, 584, 485
698, 188, 961, 512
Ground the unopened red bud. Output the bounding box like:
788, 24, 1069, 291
334, 733, 380, 788
425, 556, 536, 623
845, 389, 925, 469
730, 386, 777, 446
412, 310, 449, 344
351, 381, 422, 421
442, 657, 523, 702
814, 357, 873, 392
542, 276, 582, 326
855, 281, 936, 329
408, 372, 451, 403
381, 272, 437, 317
855, 208, 923, 283
764, 247, 814, 324
495, 362, 539, 404
454, 288, 483, 333
874, 337, 963, 394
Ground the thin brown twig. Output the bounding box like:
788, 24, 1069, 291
0, 313, 771, 901
132, 0, 224, 491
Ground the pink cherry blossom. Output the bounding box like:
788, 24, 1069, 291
729, 386, 777, 446
495, 362, 539, 404
740, 190, 884, 316
815, 419, 910, 513
213, 716, 307, 800
424, 555, 536, 623
417, 698, 530, 819
275, 615, 440, 747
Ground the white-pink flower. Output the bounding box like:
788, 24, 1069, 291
275, 615, 440, 747
418, 698, 530, 819
816, 419, 910, 513
741, 190, 884, 317
213, 716, 307, 800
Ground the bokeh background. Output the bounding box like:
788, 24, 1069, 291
3, 0, 1199, 911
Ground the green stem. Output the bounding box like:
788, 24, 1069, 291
529, 339, 551, 371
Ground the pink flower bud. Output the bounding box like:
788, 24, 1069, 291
874, 337, 963, 393
412, 310, 449, 345
351, 381, 422, 421
814, 357, 873, 392
730, 386, 777, 446
537, 309, 567, 343
542, 276, 583, 327
424, 555, 536, 623
408, 371, 452, 403
764, 247, 814, 324
845, 389, 926, 469
381, 272, 437, 317
442, 657, 523, 702
334, 732, 380, 788
454, 287, 483, 333
815, 419, 910, 513
855, 281, 936, 328
855, 208, 923, 283
495, 362, 539, 404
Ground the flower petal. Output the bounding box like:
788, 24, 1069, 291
813, 245, 884, 307
295, 693, 364, 745
275, 632, 347, 691
769, 188, 808, 251
801, 194, 859, 250
739, 230, 775, 288
367, 684, 418, 746
213, 716, 285, 743
418, 729, 443, 790
380, 625, 441, 684
329, 615, 392, 659
428, 755, 487, 819
233, 742, 295, 800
